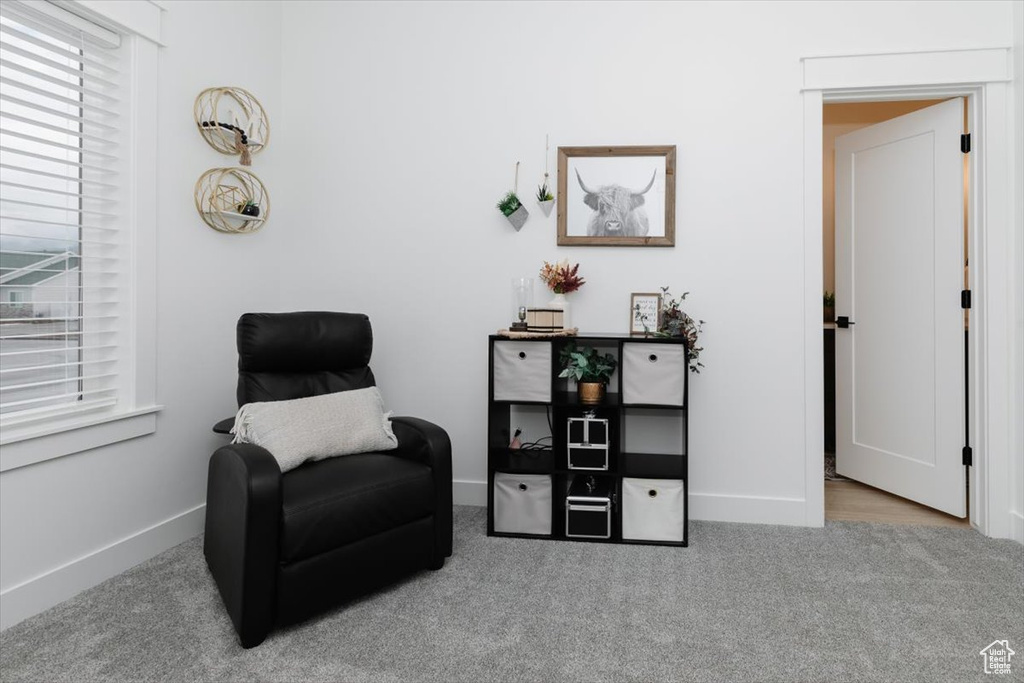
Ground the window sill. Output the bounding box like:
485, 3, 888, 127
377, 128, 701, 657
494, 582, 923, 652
0, 407, 162, 472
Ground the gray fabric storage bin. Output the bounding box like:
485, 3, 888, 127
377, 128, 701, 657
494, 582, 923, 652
621, 477, 685, 542
622, 343, 686, 406
492, 341, 552, 402
493, 472, 552, 535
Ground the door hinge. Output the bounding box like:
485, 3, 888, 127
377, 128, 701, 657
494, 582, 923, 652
961, 290, 971, 309
961, 133, 971, 154
962, 446, 973, 467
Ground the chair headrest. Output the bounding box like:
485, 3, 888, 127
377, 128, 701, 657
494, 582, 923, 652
237, 312, 372, 372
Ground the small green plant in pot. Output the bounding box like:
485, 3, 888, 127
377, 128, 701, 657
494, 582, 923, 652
559, 342, 618, 405
823, 291, 835, 323
497, 191, 529, 231
237, 200, 260, 217
536, 180, 555, 217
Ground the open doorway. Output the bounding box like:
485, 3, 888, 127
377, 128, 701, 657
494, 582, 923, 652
822, 98, 971, 528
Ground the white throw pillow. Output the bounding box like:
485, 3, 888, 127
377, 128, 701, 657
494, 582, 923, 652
230, 386, 398, 473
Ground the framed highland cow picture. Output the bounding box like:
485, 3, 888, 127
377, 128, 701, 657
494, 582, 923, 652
557, 145, 676, 247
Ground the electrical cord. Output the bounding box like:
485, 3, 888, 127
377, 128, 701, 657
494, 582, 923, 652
518, 435, 552, 451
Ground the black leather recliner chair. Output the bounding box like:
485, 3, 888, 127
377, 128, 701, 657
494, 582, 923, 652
203, 312, 453, 648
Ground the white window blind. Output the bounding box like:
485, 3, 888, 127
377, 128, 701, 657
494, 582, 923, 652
0, 1, 124, 426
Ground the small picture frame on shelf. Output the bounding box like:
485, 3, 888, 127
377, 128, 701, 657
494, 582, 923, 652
630, 293, 662, 336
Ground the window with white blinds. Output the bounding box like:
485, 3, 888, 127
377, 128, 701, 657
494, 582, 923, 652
0, 1, 124, 426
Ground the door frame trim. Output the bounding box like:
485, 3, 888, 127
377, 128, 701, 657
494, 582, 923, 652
800, 48, 1015, 537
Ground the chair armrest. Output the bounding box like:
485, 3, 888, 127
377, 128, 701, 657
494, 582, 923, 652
390, 416, 453, 559
212, 417, 235, 435
203, 443, 282, 648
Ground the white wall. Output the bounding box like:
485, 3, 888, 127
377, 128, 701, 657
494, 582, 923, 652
0, 0, 286, 629
1011, 0, 1024, 544
277, 0, 1016, 520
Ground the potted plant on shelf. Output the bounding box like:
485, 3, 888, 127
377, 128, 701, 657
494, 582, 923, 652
656, 286, 705, 374
237, 200, 260, 217
559, 342, 618, 405
497, 191, 528, 230
823, 291, 835, 323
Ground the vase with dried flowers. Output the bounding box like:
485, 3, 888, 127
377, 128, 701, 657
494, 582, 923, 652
539, 259, 585, 328
656, 286, 705, 373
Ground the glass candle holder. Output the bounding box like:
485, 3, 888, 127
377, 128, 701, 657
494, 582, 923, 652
511, 278, 533, 330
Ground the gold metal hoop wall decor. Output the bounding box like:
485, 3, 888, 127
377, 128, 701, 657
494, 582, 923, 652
194, 168, 270, 234
193, 87, 269, 165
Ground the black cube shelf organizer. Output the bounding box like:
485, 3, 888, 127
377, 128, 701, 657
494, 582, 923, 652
487, 333, 689, 547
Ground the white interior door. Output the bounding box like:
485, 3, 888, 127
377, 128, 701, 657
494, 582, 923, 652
834, 98, 966, 517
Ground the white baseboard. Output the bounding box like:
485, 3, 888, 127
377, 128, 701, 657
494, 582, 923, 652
1011, 511, 1024, 545
0, 504, 206, 631
689, 492, 808, 526
453, 479, 807, 526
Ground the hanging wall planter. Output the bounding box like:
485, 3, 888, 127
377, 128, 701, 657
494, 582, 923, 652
536, 135, 555, 217
497, 161, 529, 231
536, 183, 555, 217
498, 191, 529, 231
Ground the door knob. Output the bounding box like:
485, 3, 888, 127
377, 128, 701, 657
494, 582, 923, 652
836, 316, 855, 329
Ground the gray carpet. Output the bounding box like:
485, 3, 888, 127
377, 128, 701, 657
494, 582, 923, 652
1, 507, 1022, 683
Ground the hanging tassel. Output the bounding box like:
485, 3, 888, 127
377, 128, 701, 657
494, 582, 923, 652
230, 403, 253, 444
235, 128, 252, 166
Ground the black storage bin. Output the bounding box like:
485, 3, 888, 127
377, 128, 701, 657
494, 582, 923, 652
566, 416, 610, 471
565, 475, 613, 539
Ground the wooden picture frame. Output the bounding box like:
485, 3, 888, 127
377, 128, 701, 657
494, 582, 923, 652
630, 293, 662, 336
557, 145, 676, 247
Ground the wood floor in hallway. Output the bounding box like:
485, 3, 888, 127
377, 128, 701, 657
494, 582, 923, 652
825, 479, 971, 528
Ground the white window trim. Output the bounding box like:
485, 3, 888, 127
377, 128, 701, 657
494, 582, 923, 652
50, 0, 165, 46
0, 0, 165, 470
0, 408, 160, 472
